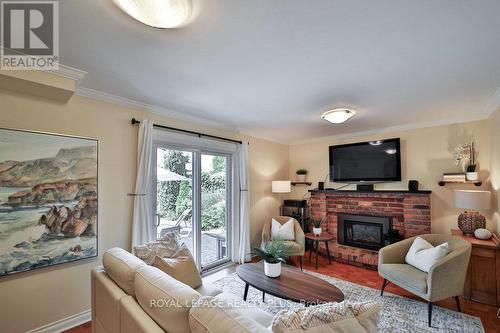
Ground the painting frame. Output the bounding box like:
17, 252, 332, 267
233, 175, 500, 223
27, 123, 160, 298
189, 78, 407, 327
0, 126, 98, 277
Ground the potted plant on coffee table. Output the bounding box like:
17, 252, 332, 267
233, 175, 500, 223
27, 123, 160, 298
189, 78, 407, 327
310, 218, 325, 236
296, 169, 308, 182
253, 240, 290, 278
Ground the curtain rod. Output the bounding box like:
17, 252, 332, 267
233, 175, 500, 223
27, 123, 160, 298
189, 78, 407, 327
131, 118, 242, 144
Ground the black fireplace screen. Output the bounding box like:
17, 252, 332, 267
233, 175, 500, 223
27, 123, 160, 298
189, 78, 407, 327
346, 221, 382, 249
337, 214, 391, 250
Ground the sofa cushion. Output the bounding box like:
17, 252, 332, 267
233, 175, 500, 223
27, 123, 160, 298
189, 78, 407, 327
195, 282, 223, 297
135, 265, 201, 333
405, 236, 449, 273
103, 247, 146, 296
153, 245, 202, 288
379, 263, 428, 294
214, 292, 274, 327
189, 296, 271, 333
271, 301, 380, 333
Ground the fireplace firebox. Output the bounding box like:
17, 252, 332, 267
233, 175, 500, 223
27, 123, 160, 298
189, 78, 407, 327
337, 213, 392, 250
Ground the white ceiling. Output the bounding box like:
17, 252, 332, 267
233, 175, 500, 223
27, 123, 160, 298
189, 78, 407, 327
61, 0, 500, 143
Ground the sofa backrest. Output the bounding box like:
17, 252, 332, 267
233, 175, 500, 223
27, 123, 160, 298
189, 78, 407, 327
103, 247, 146, 297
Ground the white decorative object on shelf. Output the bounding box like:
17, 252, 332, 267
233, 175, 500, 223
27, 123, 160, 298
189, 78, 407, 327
474, 228, 492, 240
264, 261, 281, 278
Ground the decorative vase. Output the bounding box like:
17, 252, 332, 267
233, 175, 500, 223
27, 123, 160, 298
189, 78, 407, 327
296, 174, 306, 182
458, 211, 486, 235
264, 261, 281, 278
466, 172, 479, 181
313, 227, 322, 236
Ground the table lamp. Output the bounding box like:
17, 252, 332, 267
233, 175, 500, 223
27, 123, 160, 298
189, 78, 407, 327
454, 190, 491, 235
272, 180, 291, 215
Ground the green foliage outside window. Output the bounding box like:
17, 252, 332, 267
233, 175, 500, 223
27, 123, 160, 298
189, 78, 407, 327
157, 152, 227, 231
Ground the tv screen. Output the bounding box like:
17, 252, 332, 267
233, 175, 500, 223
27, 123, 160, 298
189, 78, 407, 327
329, 138, 401, 182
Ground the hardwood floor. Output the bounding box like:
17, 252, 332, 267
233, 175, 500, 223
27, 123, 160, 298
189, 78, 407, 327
66, 255, 500, 333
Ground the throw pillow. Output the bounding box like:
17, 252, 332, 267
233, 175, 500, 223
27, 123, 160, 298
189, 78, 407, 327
271, 218, 295, 241
153, 244, 202, 288
133, 233, 180, 264
271, 301, 380, 333
405, 236, 449, 273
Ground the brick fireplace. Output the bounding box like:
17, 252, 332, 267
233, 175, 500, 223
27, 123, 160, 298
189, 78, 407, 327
309, 190, 431, 269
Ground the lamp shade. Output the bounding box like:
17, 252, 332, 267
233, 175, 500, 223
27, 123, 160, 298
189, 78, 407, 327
454, 190, 491, 211
272, 180, 291, 193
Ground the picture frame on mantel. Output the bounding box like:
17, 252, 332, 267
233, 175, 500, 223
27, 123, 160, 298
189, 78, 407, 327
0, 127, 98, 277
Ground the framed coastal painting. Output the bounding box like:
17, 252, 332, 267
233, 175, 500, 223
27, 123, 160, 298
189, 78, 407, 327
0, 128, 98, 276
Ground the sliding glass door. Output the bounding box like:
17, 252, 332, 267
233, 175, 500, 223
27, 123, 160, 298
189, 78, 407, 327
153, 145, 231, 271
200, 153, 229, 268
154, 147, 194, 255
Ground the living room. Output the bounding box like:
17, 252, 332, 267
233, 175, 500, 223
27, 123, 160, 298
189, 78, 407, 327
0, 1, 499, 332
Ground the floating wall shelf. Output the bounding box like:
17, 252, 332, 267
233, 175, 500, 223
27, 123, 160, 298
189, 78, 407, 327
438, 180, 482, 187
291, 182, 312, 186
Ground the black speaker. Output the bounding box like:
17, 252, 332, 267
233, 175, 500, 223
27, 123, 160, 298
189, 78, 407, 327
318, 182, 324, 190
409, 180, 419, 192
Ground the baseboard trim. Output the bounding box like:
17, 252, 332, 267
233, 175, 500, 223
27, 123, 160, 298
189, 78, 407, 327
27, 309, 91, 333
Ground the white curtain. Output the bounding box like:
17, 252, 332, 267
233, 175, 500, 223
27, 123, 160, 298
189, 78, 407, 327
131, 119, 155, 247
236, 140, 251, 263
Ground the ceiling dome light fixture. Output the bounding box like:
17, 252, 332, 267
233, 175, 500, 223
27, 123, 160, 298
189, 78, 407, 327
113, 0, 192, 28
321, 108, 356, 124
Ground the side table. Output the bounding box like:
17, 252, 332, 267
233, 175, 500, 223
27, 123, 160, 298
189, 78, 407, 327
451, 229, 500, 307
305, 232, 335, 270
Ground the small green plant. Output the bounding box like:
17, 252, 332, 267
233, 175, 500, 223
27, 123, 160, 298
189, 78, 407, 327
310, 218, 325, 228
296, 169, 308, 175
253, 240, 290, 264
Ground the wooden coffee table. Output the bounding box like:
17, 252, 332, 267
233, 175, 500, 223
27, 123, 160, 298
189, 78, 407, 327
236, 262, 344, 306
305, 232, 335, 269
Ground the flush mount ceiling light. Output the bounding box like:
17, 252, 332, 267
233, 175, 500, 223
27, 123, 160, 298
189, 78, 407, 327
113, 0, 192, 28
321, 108, 356, 124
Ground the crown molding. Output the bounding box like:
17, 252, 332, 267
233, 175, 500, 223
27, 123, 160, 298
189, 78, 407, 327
46, 64, 87, 83
0, 47, 87, 83
75, 86, 235, 130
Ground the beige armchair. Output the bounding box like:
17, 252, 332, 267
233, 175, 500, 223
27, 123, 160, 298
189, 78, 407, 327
262, 216, 305, 270
378, 234, 471, 327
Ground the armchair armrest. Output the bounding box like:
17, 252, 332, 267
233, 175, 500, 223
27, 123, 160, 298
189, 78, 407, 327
427, 244, 471, 302
378, 237, 416, 268
293, 220, 305, 254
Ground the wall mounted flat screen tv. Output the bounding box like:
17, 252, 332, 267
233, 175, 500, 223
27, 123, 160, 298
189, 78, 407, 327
329, 138, 401, 183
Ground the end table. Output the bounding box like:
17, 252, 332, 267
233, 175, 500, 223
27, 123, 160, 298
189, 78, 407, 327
305, 232, 335, 270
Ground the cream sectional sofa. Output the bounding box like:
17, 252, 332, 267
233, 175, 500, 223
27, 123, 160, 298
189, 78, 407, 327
92, 248, 380, 333
91, 247, 273, 333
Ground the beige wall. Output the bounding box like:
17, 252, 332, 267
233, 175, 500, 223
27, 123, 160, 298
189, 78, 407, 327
0, 88, 288, 332
244, 136, 290, 247
489, 107, 500, 234
288, 120, 492, 234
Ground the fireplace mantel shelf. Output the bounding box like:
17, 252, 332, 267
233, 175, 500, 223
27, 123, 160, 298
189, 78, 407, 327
309, 189, 432, 195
